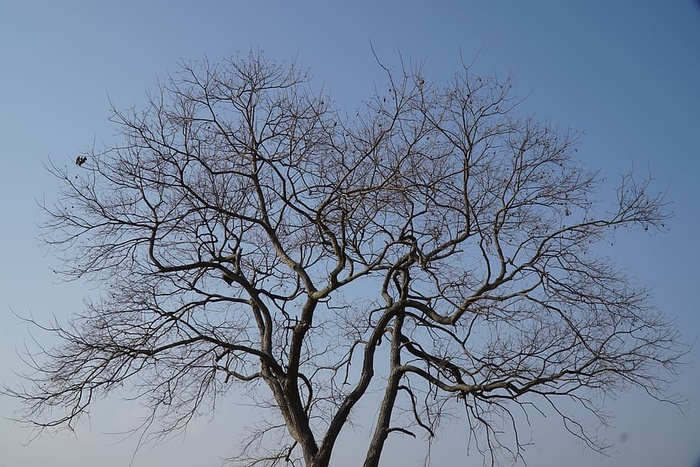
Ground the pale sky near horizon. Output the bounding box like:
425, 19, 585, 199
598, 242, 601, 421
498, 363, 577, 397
1, 1, 699, 466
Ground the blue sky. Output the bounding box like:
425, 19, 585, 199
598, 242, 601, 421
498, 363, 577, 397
1, 1, 699, 466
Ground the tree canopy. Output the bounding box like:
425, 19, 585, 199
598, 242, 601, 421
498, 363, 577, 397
9, 52, 683, 466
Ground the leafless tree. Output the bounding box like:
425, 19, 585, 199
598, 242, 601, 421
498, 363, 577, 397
8, 51, 684, 466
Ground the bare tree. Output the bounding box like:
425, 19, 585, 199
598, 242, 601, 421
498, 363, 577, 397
8, 51, 684, 466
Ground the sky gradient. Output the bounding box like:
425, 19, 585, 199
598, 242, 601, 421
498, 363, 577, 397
1, 1, 699, 466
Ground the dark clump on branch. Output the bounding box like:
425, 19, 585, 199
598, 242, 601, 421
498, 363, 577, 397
5, 51, 685, 467
221, 271, 234, 285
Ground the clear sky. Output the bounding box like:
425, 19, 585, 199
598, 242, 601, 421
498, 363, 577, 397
1, 1, 699, 466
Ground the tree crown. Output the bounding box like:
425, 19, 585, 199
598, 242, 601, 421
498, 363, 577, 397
9, 52, 683, 467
